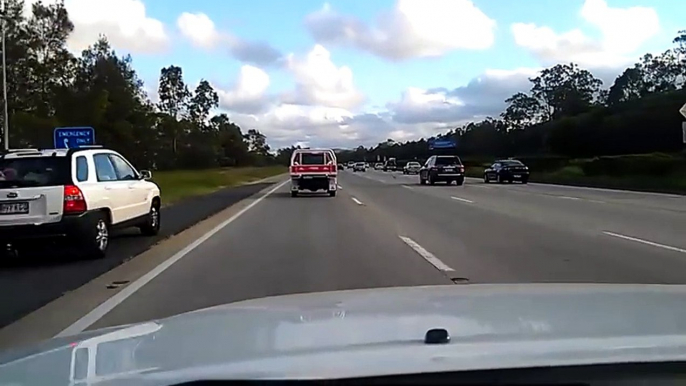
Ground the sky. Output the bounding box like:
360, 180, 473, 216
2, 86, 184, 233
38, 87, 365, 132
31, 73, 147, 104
25, 0, 686, 149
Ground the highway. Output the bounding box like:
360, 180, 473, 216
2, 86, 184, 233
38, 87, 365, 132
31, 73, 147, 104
1, 169, 686, 348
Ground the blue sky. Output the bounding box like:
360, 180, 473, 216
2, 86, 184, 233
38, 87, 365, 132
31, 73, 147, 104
52, 0, 686, 148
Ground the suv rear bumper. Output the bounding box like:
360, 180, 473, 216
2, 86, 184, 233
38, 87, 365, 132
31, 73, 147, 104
0, 211, 97, 245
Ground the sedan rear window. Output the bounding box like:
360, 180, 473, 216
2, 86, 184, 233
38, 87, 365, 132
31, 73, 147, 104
435, 157, 462, 166
0, 157, 71, 188
501, 160, 524, 166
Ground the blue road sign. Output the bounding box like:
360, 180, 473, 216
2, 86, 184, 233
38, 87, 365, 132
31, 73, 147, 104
54, 127, 95, 149
428, 138, 456, 150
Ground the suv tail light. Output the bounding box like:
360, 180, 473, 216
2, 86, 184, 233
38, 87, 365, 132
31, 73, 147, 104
64, 185, 87, 214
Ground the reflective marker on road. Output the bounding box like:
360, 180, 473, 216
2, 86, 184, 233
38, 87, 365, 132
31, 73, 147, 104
351, 197, 364, 205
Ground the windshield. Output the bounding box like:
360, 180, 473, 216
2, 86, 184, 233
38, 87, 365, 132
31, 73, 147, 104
4, 0, 686, 383
0, 157, 71, 188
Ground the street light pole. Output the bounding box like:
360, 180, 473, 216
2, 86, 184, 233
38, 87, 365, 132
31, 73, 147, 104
1, 0, 8, 150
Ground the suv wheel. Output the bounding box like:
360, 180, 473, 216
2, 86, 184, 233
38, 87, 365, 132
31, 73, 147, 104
329, 190, 336, 197
83, 213, 109, 259
140, 201, 161, 236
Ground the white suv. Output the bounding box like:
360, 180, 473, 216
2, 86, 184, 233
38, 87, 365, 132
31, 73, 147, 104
0, 146, 161, 258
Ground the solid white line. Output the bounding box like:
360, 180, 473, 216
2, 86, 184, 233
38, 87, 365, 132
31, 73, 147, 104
399, 236, 454, 272
451, 196, 474, 203
603, 232, 686, 254
558, 196, 581, 200
351, 197, 364, 205
56, 179, 290, 337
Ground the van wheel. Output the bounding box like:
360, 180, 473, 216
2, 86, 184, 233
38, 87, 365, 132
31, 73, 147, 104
140, 201, 161, 236
82, 213, 109, 259
291, 191, 298, 197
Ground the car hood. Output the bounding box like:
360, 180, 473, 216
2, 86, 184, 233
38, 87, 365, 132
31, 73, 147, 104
3, 284, 686, 384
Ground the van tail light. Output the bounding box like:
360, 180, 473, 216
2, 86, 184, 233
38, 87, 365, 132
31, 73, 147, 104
64, 185, 87, 214
328, 164, 337, 173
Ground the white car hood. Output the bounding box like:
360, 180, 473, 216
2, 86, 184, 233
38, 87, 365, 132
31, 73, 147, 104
2, 284, 686, 384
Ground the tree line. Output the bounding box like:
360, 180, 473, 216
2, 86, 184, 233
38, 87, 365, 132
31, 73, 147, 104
0, 0, 273, 170
333, 30, 686, 164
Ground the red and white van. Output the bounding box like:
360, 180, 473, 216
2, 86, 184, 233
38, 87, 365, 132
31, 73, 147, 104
289, 149, 338, 197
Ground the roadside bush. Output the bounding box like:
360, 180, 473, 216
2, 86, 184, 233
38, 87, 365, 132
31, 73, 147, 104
580, 153, 684, 176
514, 155, 570, 172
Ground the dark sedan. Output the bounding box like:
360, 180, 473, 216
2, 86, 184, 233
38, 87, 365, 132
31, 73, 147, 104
484, 159, 530, 184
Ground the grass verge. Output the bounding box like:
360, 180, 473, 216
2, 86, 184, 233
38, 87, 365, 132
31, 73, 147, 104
152, 166, 287, 204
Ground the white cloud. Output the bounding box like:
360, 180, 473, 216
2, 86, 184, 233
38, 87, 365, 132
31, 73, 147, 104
388, 68, 539, 125
216, 65, 272, 114
25, 0, 169, 54
176, 12, 221, 50
305, 0, 496, 60
512, 0, 660, 68
282, 45, 365, 109
176, 12, 283, 66
223, 66, 544, 149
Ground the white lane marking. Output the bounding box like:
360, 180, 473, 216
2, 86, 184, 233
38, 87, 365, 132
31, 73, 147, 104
558, 196, 581, 200
399, 236, 454, 272
603, 232, 686, 254
57, 179, 290, 337
402, 185, 414, 190
337, 184, 342, 189
451, 196, 474, 203
351, 197, 364, 205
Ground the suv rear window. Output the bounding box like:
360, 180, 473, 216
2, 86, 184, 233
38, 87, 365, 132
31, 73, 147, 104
300, 153, 326, 165
0, 157, 71, 188
435, 156, 462, 166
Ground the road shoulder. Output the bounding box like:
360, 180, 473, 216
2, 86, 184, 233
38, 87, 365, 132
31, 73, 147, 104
0, 175, 287, 351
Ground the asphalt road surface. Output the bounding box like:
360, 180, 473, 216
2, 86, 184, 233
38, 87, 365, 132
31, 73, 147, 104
0, 182, 272, 329
78, 168, 686, 331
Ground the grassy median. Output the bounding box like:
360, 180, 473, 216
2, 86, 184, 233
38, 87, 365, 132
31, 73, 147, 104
152, 166, 287, 204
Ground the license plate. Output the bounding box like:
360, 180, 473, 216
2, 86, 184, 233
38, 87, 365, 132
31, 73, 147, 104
0, 202, 29, 215
444, 168, 454, 172
514, 174, 521, 178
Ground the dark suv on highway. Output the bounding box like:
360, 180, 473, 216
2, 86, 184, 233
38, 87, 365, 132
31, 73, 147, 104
419, 155, 465, 186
